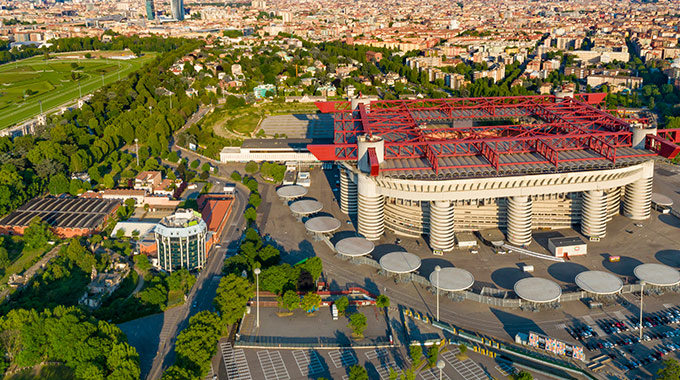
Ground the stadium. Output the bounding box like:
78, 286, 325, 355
307, 94, 680, 251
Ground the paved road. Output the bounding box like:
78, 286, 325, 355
144, 179, 247, 380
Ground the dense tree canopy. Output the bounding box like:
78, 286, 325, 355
0, 306, 139, 380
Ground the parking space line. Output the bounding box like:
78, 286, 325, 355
375, 361, 400, 380
419, 367, 451, 380
220, 343, 252, 380
292, 349, 324, 376
328, 349, 358, 368
365, 348, 389, 360
256, 351, 290, 380
441, 350, 489, 380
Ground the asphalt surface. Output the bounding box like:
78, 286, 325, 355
144, 181, 247, 380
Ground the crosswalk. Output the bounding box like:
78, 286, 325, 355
220, 342, 252, 380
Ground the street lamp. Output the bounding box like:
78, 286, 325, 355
639, 281, 645, 341
436, 359, 445, 380
254, 267, 261, 328
135, 138, 139, 167
435, 265, 441, 322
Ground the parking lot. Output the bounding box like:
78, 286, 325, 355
249, 164, 680, 379
565, 305, 680, 377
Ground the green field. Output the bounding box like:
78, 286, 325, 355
0, 52, 156, 130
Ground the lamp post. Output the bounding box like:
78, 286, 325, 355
435, 265, 441, 322
436, 359, 445, 380
639, 281, 645, 341
254, 267, 261, 328
135, 138, 139, 167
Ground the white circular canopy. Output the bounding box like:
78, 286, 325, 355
276, 185, 308, 199
379, 252, 422, 274
429, 267, 474, 291
304, 216, 341, 234
575, 271, 623, 295
634, 263, 680, 286
335, 237, 374, 257
514, 277, 562, 303
290, 199, 323, 215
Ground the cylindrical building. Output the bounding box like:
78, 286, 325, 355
310, 95, 662, 250
154, 209, 207, 272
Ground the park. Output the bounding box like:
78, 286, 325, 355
0, 51, 154, 129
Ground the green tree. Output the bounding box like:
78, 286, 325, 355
161, 365, 198, 380
300, 292, 321, 313
134, 254, 151, 272
376, 294, 390, 308
348, 365, 369, 380
335, 296, 349, 315
248, 193, 262, 208
231, 171, 242, 182
409, 344, 422, 364
427, 344, 439, 367
24, 217, 53, 250
244, 208, 257, 224
214, 274, 254, 324
167, 151, 179, 163
48, 173, 69, 195
297, 256, 323, 281
174, 311, 222, 377
190, 160, 200, 169
658, 359, 680, 380
514, 371, 533, 380
280, 290, 299, 312
458, 343, 467, 355
245, 161, 258, 174
348, 312, 367, 338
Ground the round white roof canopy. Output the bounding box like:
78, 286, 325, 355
514, 277, 562, 303
304, 216, 341, 234
652, 193, 674, 207
429, 267, 475, 292
379, 252, 422, 274
276, 185, 308, 199
575, 271, 623, 295
290, 199, 323, 215
634, 263, 680, 286
335, 237, 374, 257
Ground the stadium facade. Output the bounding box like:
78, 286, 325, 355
308, 94, 680, 250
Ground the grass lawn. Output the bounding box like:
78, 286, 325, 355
0, 237, 49, 285
5, 364, 75, 380
0, 51, 156, 130
225, 113, 262, 134
167, 289, 185, 308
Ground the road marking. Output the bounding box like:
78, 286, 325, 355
256, 350, 290, 380
375, 361, 400, 380
292, 349, 324, 376
664, 304, 675, 309
614, 311, 626, 320
220, 342, 252, 380
328, 349, 358, 368
441, 349, 489, 380
420, 367, 451, 380
555, 323, 566, 330
365, 348, 388, 360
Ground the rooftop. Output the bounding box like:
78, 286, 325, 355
0, 197, 120, 230
309, 94, 666, 178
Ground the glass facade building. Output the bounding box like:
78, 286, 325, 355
154, 209, 207, 272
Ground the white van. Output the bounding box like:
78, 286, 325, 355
332, 304, 338, 320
